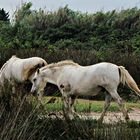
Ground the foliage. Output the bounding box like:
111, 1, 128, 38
0, 4, 140, 52
0, 8, 9, 21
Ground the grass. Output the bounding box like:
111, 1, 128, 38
1, 96, 140, 140
1, 87, 140, 140
42, 96, 140, 113
1, 82, 140, 140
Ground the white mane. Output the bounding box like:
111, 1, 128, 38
42, 60, 79, 70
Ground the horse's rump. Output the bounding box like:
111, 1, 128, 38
0, 56, 47, 82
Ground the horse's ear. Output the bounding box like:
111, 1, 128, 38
37, 68, 40, 74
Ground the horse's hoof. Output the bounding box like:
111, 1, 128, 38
125, 116, 130, 121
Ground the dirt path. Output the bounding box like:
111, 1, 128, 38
80, 108, 140, 123
46, 108, 140, 124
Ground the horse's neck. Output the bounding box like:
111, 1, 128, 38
44, 73, 58, 85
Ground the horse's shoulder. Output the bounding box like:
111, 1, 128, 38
59, 81, 71, 92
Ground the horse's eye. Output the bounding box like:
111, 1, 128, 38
33, 78, 36, 82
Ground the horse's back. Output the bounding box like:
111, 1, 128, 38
85, 62, 120, 85
62, 62, 119, 81
90, 62, 118, 76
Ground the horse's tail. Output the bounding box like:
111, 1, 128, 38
118, 66, 140, 97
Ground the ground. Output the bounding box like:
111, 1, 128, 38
42, 96, 140, 123
80, 108, 140, 123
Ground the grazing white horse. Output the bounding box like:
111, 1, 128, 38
0, 55, 47, 100
31, 60, 140, 121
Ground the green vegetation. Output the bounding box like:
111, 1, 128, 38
0, 8, 9, 21
43, 97, 140, 113
0, 3, 140, 52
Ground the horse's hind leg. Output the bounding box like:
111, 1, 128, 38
106, 88, 129, 121
99, 93, 112, 122
69, 95, 80, 117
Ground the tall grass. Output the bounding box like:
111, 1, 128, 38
1, 84, 140, 140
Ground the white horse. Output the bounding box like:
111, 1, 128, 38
31, 60, 140, 121
0, 55, 47, 100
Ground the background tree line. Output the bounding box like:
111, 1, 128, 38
0, 2, 140, 100
0, 2, 140, 52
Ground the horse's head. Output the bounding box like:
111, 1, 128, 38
31, 68, 47, 101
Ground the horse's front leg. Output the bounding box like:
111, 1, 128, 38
36, 90, 44, 105
60, 90, 73, 118
61, 95, 71, 119
61, 93, 79, 119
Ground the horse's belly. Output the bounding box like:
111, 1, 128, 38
74, 86, 101, 96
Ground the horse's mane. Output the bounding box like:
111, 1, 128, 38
42, 60, 79, 70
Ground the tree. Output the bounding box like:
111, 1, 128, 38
0, 8, 9, 21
